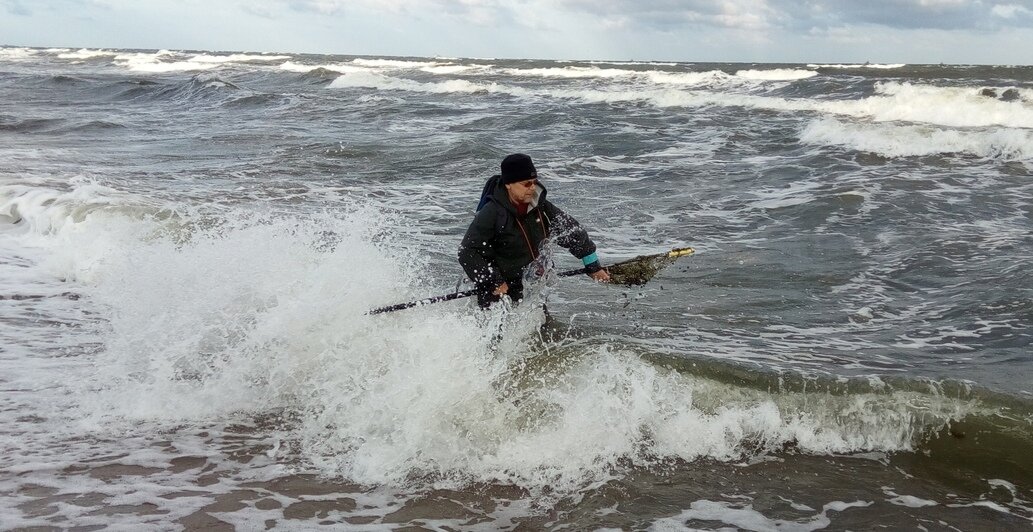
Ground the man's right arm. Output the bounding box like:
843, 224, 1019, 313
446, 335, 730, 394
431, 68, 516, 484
458, 206, 503, 291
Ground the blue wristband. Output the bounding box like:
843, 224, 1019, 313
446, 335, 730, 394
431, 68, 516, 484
581, 252, 598, 266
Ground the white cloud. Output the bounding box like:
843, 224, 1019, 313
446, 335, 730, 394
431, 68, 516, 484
287, 0, 508, 25
807, 25, 876, 45
274, 0, 1033, 34
714, 0, 776, 29
598, 15, 631, 30
991, 3, 1033, 18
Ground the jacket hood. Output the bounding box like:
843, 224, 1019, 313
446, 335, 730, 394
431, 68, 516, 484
490, 174, 547, 214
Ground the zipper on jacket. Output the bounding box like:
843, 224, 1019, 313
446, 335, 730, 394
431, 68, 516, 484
515, 217, 537, 259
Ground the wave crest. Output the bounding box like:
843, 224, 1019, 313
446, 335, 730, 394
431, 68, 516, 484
800, 117, 1033, 160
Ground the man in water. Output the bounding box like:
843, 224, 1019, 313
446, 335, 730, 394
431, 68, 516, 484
458, 153, 610, 308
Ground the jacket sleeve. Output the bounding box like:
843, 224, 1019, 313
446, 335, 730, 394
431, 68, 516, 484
541, 199, 602, 272
458, 204, 503, 289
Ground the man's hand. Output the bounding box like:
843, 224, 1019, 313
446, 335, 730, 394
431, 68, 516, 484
493, 282, 509, 296
589, 269, 610, 283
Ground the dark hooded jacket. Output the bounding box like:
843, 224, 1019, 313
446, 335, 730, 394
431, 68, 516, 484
458, 175, 599, 292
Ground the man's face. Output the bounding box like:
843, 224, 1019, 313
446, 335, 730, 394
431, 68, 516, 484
505, 178, 538, 205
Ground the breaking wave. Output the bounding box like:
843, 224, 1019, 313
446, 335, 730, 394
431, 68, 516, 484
800, 117, 1033, 160
735, 68, 818, 81
320, 69, 1033, 129
3, 180, 1024, 495
808, 63, 907, 70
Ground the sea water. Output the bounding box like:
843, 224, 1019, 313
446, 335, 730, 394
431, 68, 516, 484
1, 47, 1031, 530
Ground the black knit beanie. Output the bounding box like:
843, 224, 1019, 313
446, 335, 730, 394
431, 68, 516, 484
500, 153, 537, 184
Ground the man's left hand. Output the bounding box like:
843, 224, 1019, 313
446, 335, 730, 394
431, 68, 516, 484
590, 269, 610, 283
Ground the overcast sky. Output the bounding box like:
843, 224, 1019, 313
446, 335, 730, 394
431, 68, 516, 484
3, 0, 1032, 64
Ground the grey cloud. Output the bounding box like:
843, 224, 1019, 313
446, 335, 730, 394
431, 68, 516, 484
558, 0, 1033, 31
240, 3, 277, 19
283, 0, 754, 28
559, 0, 769, 28
3, 0, 33, 15
280, 0, 1033, 33
3, 0, 114, 16
286, 1, 327, 14
775, 0, 1033, 31
554, 0, 793, 33
276, 0, 743, 32
288, 0, 500, 18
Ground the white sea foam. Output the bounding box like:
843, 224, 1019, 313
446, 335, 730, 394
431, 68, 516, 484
328, 71, 500, 94
588, 60, 679, 66
808, 63, 906, 69
319, 70, 1033, 130
350, 58, 441, 69
800, 117, 1033, 160
635, 82, 1033, 128
0, 178, 140, 239
650, 499, 873, 531
0, 47, 37, 60
319, 68, 727, 102
749, 180, 823, 210
946, 500, 1015, 514
645, 70, 734, 86
888, 494, 938, 507
584, 80, 1033, 128
829, 82, 1033, 128
989, 479, 1019, 496
575, 155, 652, 176
279, 61, 368, 74
421, 64, 488, 75
188, 53, 292, 63
113, 50, 217, 73
735, 68, 818, 81
0, 178, 981, 495
122, 60, 218, 73
503, 66, 638, 79
56, 48, 118, 60
430, 64, 735, 87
